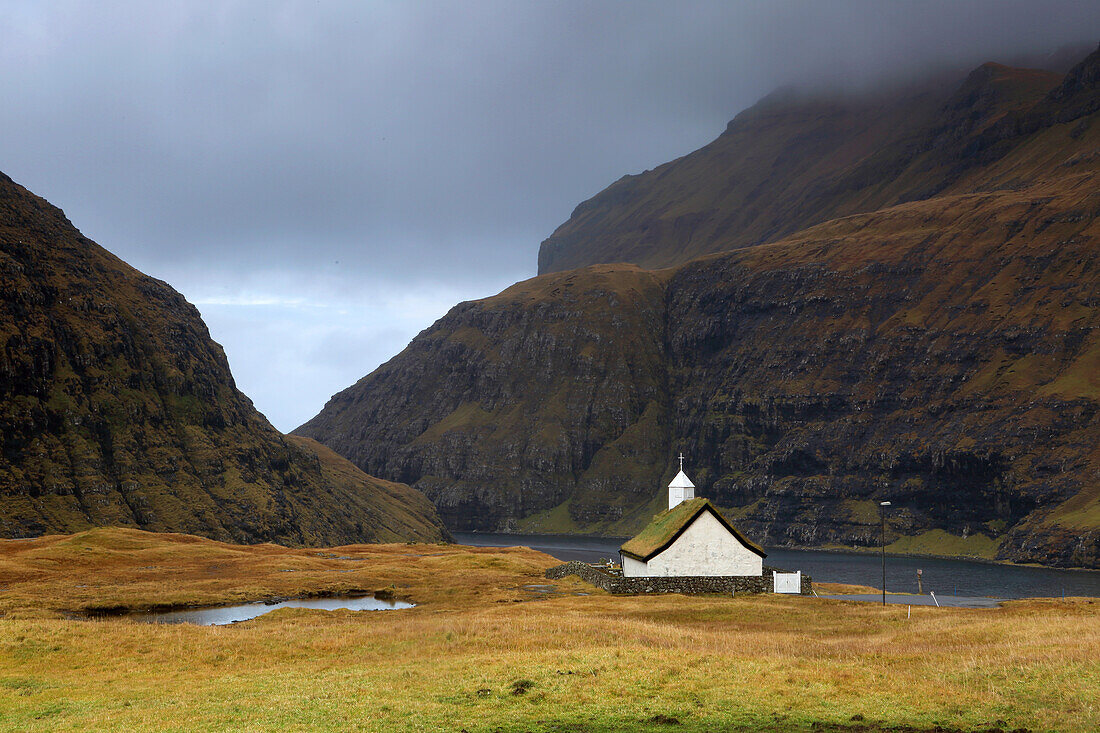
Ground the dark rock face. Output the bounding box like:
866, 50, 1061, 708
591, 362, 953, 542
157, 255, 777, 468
0, 172, 447, 545
661, 191, 1100, 568
300, 184, 1100, 567
300, 49, 1100, 568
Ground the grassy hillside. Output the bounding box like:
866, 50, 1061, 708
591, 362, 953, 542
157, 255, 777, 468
0, 528, 1096, 731
0, 171, 447, 545
298, 264, 674, 532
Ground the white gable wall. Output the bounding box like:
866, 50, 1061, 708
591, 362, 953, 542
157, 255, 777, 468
621, 554, 650, 577
624, 510, 762, 577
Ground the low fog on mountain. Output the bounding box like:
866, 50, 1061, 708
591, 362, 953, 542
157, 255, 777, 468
1, 0, 1096, 430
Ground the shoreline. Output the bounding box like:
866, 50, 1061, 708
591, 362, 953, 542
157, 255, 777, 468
452, 529, 1100, 574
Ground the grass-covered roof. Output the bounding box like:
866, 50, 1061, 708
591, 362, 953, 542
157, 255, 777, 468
619, 498, 765, 562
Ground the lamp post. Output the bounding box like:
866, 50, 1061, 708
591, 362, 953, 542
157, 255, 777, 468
880, 501, 891, 606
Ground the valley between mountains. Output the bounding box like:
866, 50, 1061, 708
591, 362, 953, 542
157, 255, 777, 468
1, 42, 1097, 570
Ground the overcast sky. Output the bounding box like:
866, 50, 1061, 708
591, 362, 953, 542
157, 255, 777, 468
1, 2, 1097, 431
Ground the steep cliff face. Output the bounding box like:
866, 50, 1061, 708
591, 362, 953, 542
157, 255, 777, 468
0, 172, 447, 545
665, 183, 1099, 568
537, 61, 1063, 275
300, 48, 1100, 567
297, 266, 672, 531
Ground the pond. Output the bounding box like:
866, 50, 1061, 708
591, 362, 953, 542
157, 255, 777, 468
453, 532, 1100, 599
126, 595, 414, 626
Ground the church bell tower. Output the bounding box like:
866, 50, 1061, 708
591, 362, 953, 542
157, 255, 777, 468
668, 453, 696, 510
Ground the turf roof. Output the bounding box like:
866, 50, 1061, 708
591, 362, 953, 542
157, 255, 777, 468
619, 498, 766, 562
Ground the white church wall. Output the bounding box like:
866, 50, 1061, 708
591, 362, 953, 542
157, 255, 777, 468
621, 554, 650, 578
642, 511, 762, 577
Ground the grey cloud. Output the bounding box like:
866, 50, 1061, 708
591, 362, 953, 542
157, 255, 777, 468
0, 1, 1096, 429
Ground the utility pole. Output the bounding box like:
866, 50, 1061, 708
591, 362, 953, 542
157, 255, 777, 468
880, 501, 891, 606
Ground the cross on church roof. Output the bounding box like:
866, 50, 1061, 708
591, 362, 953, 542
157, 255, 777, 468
678, 452, 684, 471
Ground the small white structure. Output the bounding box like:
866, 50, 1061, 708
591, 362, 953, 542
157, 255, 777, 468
667, 453, 696, 510
619, 458, 765, 578
773, 570, 802, 594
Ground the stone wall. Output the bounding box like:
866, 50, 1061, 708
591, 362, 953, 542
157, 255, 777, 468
546, 561, 813, 595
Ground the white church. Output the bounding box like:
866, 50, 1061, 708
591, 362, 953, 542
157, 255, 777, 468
619, 456, 766, 578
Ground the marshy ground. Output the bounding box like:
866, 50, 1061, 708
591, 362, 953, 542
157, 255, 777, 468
0, 528, 1096, 731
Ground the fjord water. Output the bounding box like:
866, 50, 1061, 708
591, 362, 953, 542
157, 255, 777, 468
454, 533, 1100, 599
131, 595, 414, 626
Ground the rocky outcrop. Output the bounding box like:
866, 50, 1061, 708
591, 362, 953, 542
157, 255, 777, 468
0, 171, 448, 545
662, 187, 1100, 568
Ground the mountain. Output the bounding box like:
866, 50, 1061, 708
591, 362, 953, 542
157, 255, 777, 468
299, 47, 1100, 568
0, 171, 448, 545
537, 62, 1062, 274
298, 264, 673, 532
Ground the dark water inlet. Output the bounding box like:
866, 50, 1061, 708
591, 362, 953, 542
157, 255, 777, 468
454, 532, 1100, 599
127, 595, 413, 626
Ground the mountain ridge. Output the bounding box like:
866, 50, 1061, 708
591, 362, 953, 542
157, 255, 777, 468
299, 47, 1100, 568
0, 171, 448, 545
537, 52, 1083, 275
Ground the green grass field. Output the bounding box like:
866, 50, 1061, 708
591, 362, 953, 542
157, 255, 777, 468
0, 529, 1096, 732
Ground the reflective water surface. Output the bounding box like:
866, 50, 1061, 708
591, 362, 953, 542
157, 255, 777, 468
129, 595, 414, 625
454, 532, 1100, 599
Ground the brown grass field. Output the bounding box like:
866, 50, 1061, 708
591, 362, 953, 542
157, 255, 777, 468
0, 528, 1096, 732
